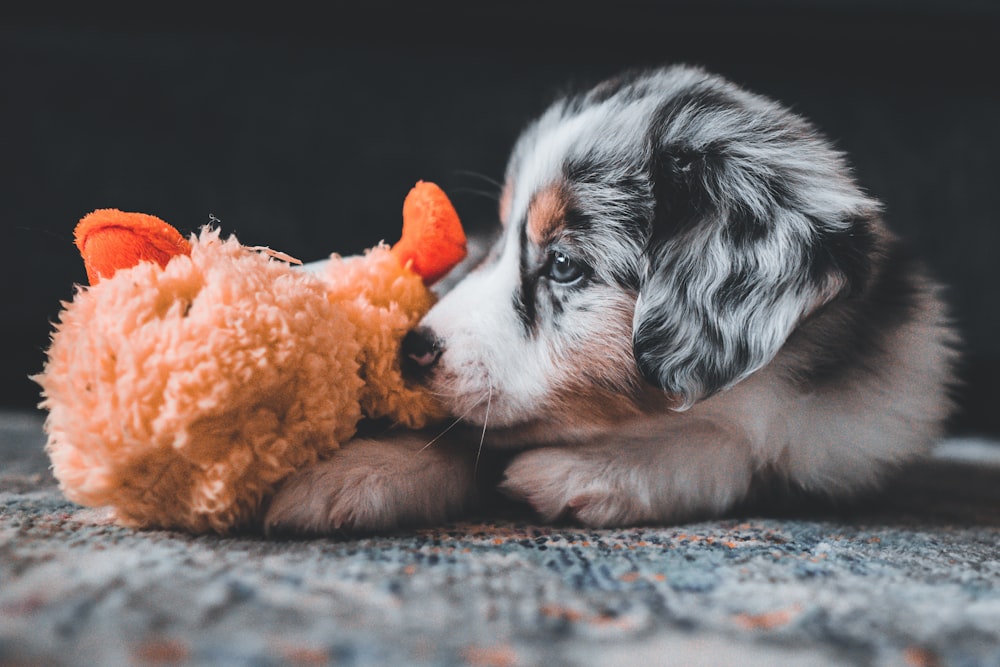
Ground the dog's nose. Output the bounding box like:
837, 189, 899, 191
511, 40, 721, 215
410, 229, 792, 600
402, 326, 443, 371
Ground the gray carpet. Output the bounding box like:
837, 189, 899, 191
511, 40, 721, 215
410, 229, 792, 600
2, 409, 999, 667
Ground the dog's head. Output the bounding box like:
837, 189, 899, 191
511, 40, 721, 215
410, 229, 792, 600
404, 65, 883, 440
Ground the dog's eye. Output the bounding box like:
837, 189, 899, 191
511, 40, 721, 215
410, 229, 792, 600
546, 250, 586, 284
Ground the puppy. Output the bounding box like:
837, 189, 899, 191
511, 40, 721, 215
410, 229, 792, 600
265, 64, 959, 534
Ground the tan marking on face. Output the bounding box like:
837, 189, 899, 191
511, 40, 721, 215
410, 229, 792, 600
499, 181, 513, 226
541, 294, 670, 427
526, 183, 569, 246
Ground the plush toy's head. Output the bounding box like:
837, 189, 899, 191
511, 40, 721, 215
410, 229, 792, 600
35, 181, 466, 534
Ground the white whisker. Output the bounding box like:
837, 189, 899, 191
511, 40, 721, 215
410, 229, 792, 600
474, 384, 492, 479
418, 393, 488, 453
451, 169, 504, 191
447, 186, 501, 202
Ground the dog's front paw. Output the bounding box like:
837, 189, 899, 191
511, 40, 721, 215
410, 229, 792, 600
499, 448, 648, 527
264, 434, 476, 537
263, 456, 392, 537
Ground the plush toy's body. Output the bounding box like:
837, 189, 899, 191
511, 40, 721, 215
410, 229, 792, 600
35, 182, 466, 534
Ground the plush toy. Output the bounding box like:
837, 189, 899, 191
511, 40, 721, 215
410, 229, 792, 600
35, 181, 466, 534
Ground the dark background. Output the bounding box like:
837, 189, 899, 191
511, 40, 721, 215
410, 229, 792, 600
4, 2, 998, 436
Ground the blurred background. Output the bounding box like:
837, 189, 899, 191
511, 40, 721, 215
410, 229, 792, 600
3, 2, 998, 436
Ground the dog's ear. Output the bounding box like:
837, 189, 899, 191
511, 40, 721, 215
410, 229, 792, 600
632, 101, 879, 409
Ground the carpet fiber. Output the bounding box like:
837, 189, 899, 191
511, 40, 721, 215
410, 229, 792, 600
2, 410, 999, 666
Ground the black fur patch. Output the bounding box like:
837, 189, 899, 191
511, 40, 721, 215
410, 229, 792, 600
723, 201, 772, 247
805, 214, 879, 297
650, 141, 728, 244
647, 83, 802, 251
513, 221, 537, 336
793, 238, 923, 387
713, 266, 759, 312
646, 83, 742, 241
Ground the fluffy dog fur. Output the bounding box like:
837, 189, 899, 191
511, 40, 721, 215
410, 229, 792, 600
265, 64, 959, 534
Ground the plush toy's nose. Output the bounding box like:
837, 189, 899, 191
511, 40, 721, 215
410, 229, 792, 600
402, 326, 443, 373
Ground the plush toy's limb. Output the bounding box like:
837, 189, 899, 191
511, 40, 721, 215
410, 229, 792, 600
391, 181, 467, 286
75, 208, 191, 285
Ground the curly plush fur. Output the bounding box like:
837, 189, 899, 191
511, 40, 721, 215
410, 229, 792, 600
38, 227, 445, 534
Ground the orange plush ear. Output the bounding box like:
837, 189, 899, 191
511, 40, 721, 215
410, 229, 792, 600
75, 209, 192, 285
391, 181, 467, 286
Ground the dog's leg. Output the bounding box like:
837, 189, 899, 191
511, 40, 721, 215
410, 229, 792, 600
499, 423, 754, 527
264, 430, 478, 536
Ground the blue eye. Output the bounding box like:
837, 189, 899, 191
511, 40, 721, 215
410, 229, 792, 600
547, 250, 586, 284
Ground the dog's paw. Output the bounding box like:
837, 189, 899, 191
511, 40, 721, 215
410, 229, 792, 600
263, 435, 475, 537
263, 457, 394, 537
498, 448, 648, 527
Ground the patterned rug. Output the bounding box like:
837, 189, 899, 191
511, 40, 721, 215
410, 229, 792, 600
2, 409, 999, 667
